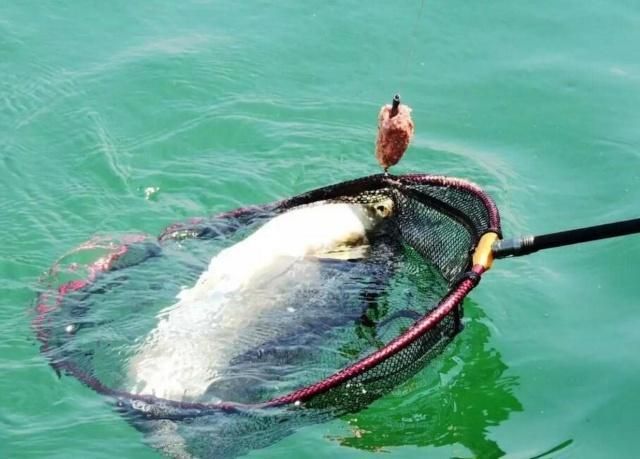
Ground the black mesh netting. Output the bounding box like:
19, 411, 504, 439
35, 173, 500, 458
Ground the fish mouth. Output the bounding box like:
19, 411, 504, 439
365, 196, 394, 221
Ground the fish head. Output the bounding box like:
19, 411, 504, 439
363, 196, 395, 223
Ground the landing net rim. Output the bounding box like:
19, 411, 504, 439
33, 172, 501, 419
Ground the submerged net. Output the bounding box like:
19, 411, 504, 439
34, 173, 500, 457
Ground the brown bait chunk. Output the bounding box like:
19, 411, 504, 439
375, 99, 414, 172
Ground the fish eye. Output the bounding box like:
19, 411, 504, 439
375, 203, 391, 217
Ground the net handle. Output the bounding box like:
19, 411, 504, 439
492, 217, 640, 259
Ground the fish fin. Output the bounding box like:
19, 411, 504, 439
312, 244, 371, 261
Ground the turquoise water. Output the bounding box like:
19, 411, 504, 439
2, 1, 640, 457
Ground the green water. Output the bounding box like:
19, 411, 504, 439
2, 1, 640, 457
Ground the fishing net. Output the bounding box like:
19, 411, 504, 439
34, 173, 501, 458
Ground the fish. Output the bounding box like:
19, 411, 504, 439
128, 199, 394, 402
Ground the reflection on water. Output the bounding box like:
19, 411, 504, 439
333, 298, 522, 458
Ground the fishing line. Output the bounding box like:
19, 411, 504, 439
401, 0, 428, 79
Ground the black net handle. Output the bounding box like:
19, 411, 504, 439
493, 217, 640, 258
